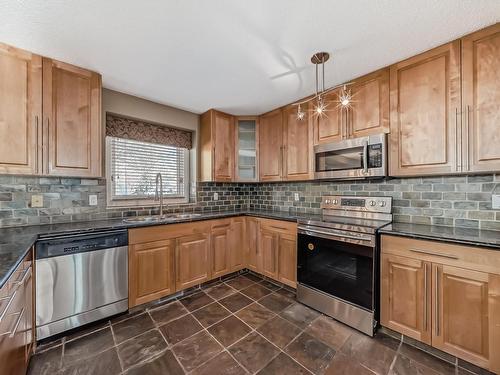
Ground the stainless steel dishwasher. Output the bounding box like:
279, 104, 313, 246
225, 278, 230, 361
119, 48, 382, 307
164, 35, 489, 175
35, 230, 128, 340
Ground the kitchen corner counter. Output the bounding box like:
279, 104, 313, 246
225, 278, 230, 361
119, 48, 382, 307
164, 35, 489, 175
379, 222, 500, 250
0, 209, 320, 289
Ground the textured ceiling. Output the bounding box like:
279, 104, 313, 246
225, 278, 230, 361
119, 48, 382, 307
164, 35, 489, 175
1, 0, 499, 115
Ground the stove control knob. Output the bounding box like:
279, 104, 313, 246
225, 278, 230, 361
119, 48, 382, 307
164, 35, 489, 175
378, 201, 386, 207
333, 199, 338, 205
324, 199, 331, 204
369, 200, 376, 207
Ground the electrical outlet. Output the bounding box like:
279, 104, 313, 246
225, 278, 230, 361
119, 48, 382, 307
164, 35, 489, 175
213, 192, 219, 201
89, 195, 98, 206
294, 193, 300, 201
31, 195, 43, 208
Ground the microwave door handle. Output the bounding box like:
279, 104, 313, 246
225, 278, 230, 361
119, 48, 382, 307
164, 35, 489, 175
363, 140, 368, 174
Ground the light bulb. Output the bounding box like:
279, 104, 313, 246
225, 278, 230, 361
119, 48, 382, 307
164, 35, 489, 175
339, 86, 352, 108
315, 97, 326, 115
341, 98, 350, 106
296, 105, 305, 121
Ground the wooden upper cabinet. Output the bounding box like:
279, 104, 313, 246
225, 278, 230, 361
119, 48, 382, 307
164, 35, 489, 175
43, 58, 102, 177
128, 239, 175, 307
175, 233, 211, 290
314, 88, 343, 144
259, 109, 283, 181
462, 23, 500, 173
283, 104, 313, 181
0, 43, 42, 175
381, 253, 431, 344
389, 41, 461, 176
350, 68, 390, 138
199, 109, 235, 182
432, 265, 492, 369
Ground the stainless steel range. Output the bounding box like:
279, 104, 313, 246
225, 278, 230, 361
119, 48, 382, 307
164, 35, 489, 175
297, 195, 392, 336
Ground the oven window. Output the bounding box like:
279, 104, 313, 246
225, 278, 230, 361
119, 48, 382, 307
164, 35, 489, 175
315, 147, 363, 172
297, 233, 373, 310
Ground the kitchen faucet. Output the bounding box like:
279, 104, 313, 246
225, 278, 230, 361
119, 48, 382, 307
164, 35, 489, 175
155, 173, 164, 218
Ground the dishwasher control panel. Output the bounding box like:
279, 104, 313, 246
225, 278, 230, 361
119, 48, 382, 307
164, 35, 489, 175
36, 230, 128, 259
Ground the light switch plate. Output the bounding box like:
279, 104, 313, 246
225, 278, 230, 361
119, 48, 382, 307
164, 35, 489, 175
31, 195, 43, 208
89, 195, 98, 206
492, 194, 500, 209
213, 192, 219, 201
294, 193, 300, 201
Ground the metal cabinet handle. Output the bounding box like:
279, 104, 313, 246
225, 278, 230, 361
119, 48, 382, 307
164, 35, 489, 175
35, 115, 39, 172
424, 263, 428, 331
435, 267, 440, 337
363, 140, 368, 174
8, 308, 25, 339
212, 224, 230, 230
455, 108, 460, 171
269, 226, 288, 231
465, 105, 470, 171
409, 248, 459, 260
0, 290, 17, 323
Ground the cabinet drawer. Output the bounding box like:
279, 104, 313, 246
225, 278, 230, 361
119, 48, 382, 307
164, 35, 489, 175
381, 235, 500, 275
259, 218, 297, 235
129, 221, 211, 244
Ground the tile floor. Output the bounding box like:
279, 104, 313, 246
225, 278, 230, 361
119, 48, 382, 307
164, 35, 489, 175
28, 273, 489, 375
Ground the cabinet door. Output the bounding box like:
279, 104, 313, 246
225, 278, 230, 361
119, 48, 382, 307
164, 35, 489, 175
381, 254, 431, 344
314, 88, 344, 144
43, 58, 102, 177
283, 105, 313, 181
462, 24, 500, 173
389, 42, 460, 176
129, 239, 175, 307
176, 233, 210, 290
432, 265, 491, 369
211, 223, 231, 278
0, 43, 42, 175
247, 217, 261, 273
229, 217, 246, 271
260, 228, 278, 279
259, 109, 283, 181
213, 111, 235, 181
350, 68, 390, 138
277, 233, 297, 288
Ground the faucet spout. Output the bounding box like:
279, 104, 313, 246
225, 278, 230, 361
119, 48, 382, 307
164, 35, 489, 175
155, 173, 164, 218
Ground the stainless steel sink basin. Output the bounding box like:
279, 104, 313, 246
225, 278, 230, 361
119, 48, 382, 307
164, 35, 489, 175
123, 213, 202, 223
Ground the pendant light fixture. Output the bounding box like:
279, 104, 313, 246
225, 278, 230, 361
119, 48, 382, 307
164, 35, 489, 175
293, 52, 355, 121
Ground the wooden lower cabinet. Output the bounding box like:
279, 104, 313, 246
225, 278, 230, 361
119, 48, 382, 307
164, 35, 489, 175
0, 251, 33, 375
210, 221, 232, 278
381, 254, 431, 344
246, 217, 261, 273
381, 235, 500, 373
128, 239, 175, 307
277, 233, 297, 288
260, 228, 279, 279
176, 233, 211, 290
229, 217, 246, 272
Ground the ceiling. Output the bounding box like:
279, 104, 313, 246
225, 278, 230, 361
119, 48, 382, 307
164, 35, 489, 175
1, 1, 499, 115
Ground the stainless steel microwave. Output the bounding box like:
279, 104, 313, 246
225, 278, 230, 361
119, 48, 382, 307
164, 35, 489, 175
314, 133, 387, 180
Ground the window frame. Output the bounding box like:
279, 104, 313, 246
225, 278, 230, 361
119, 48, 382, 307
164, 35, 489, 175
105, 136, 190, 208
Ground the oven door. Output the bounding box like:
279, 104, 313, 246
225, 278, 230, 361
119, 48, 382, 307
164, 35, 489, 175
297, 231, 375, 311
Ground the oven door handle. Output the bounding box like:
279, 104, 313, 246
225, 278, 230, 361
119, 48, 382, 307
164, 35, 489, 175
298, 227, 373, 244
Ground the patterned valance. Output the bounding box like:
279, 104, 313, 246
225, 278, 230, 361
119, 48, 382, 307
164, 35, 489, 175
106, 113, 193, 149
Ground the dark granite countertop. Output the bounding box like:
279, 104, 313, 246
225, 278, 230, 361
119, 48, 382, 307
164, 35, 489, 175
379, 222, 500, 250
0, 209, 321, 289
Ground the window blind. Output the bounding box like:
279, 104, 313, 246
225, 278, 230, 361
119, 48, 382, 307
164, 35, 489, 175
108, 136, 188, 200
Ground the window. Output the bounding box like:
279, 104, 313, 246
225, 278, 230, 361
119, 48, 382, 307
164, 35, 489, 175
106, 136, 190, 206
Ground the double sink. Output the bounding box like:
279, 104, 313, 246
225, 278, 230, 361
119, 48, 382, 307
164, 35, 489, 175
123, 213, 202, 223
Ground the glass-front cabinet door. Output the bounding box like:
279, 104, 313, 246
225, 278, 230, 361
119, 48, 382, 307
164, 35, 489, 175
235, 118, 258, 181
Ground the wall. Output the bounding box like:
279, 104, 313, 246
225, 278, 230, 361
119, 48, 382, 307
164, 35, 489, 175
248, 175, 500, 231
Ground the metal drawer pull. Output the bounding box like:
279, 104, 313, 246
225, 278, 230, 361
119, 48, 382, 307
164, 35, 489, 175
435, 267, 440, 336
424, 263, 428, 331
15, 267, 32, 285
212, 224, 230, 230
269, 226, 288, 231
409, 248, 459, 260
0, 290, 17, 323
5, 308, 25, 339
